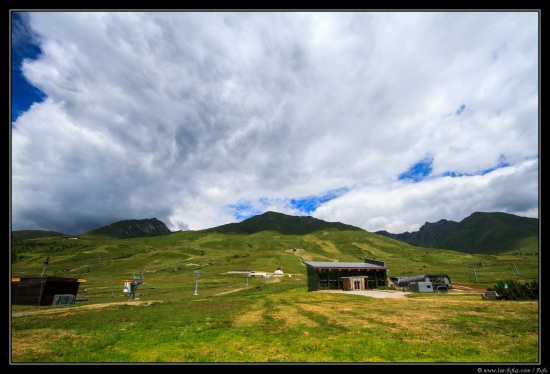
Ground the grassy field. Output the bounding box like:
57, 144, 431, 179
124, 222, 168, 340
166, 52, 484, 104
10, 229, 541, 364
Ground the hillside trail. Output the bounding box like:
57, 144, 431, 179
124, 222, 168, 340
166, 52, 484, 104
11, 300, 157, 317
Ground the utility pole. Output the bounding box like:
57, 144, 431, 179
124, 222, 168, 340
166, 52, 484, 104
193, 269, 202, 296
40, 257, 50, 277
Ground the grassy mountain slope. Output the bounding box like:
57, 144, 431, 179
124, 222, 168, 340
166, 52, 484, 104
210, 211, 364, 235
447, 212, 539, 254
11, 216, 538, 292
376, 212, 539, 254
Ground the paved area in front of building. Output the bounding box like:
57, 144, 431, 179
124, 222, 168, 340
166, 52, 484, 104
318, 289, 411, 298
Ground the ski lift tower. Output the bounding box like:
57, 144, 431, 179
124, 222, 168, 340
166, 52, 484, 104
193, 269, 202, 296
122, 271, 145, 300
464, 262, 484, 282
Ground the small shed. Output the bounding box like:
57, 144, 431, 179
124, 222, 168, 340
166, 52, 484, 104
409, 281, 434, 293
397, 274, 452, 290
11, 277, 86, 306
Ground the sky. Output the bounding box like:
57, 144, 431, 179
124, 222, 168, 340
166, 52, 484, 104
10, 11, 540, 235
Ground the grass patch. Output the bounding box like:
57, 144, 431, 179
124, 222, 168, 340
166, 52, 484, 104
11, 285, 539, 363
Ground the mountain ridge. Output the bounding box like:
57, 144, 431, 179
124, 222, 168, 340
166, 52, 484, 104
11, 211, 539, 255
208, 211, 364, 235
83, 218, 172, 239
375, 211, 539, 254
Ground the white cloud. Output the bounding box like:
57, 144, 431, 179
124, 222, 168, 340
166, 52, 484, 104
11, 11, 539, 234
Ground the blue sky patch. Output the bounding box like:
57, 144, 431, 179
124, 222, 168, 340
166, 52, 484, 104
480, 155, 511, 175
290, 187, 348, 214
11, 12, 46, 122
442, 155, 511, 177
227, 187, 349, 222
226, 200, 263, 221
399, 157, 433, 182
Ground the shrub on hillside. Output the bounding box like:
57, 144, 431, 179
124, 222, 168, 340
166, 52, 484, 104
486, 280, 539, 300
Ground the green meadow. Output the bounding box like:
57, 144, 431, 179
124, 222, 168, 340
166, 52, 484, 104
11, 228, 540, 363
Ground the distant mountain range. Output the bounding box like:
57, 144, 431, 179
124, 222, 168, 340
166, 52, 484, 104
11, 211, 539, 255
375, 211, 539, 255
11, 218, 171, 241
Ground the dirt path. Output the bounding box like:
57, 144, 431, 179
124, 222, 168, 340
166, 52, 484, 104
12, 286, 422, 318
11, 300, 156, 318
214, 288, 247, 296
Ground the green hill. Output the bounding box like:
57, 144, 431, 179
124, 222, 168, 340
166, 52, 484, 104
10, 213, 538, 291
210, 211, 363, 235
375, 212, 539, 255
12, 211, 537, 256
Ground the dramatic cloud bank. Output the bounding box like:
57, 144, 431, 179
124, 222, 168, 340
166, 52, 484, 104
11, 11, 539, 234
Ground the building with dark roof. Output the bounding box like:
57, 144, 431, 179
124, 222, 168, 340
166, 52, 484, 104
11, 277, 86, 306
304, 258, 388, 292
